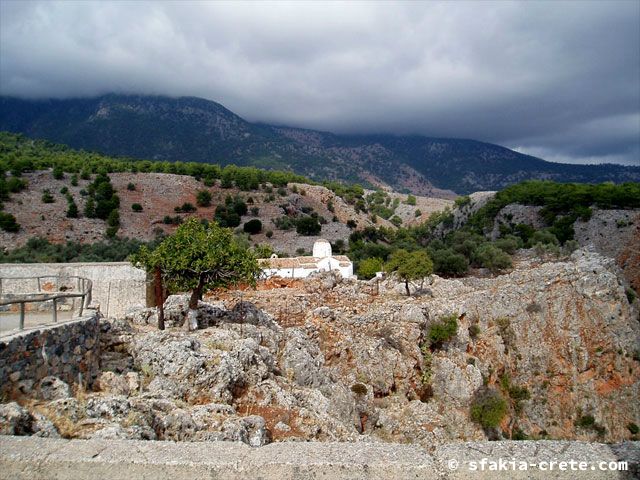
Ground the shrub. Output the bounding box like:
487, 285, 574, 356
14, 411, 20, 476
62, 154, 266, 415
346, 219, 357, 229
196, 189, 212, 207
277, 187, 287, 196
0, 212, 19, 232
428, 314, 458, 347
626, 287, 637, 304
243, 219, 262, 235
469, 324, 481, 339
415, 209, 422, 217
390, 215, 402, 227
53, 166, 64, 180
358, 257, 383, 280
296, 216, 321, 236
430, 248, 469, 276
470, 388, 507, 429
405, 194, 417, 206
265, 230, 273, 238
627, 423, 639, 435
474, 243, 512, 272
127, 182, 136, 191
132, 203, 143, 212
60, 186, 68, 195
351, 383, 368, 395
66, 200, 79, 218
84, 197, 96, 217
250, 206, 259, 216
71, 174, 79, 186
41, 190, 54, 203
175, 202, 196, 213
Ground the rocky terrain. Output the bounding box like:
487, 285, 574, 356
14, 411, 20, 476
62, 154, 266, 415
0, 170, 449, 252
2, 248, 638, 450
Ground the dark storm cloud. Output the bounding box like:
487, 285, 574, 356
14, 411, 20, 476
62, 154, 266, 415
0, 1, 638, 165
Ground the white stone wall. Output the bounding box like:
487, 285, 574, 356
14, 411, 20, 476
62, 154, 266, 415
0, 263, 149, 318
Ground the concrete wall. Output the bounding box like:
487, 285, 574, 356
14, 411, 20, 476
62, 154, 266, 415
0, 437, 638, 479
0, 262, 150, 318
0, 314, 101, 398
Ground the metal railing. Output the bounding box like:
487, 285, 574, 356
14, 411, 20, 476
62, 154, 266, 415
0, 275, 92, 331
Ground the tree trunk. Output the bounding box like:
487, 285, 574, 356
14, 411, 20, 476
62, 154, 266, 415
154, 267, 165, 330
405, 279, 410, 296
187, 275, 206, 331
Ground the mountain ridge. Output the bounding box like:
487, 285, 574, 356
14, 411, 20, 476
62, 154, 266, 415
1, 94, 638, 194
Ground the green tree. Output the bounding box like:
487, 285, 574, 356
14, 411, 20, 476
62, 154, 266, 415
131, 218, 261, 330
296, 216, 321, 236
0, 212, 19, 232
385, 249, 433, 296
357, 257, 384, 279
243, 219, 262, 235
196, 189, 212, 207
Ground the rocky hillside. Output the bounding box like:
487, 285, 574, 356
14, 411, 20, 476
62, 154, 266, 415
3, 95, 638, 194
2, 249, 638, 448
0, 169, 449, 254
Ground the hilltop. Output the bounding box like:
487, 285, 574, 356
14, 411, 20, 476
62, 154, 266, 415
0, 133, 448, 255
2, 95, 638, 194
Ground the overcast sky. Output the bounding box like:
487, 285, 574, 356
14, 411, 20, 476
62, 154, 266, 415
0, 0, 638, 165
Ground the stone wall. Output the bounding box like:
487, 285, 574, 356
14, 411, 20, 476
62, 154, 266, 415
0, 262, 150, 318
0, 437, 637, 479
0, 314, 101, 398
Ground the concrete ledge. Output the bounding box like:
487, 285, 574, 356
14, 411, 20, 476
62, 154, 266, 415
1, 436, 638, 479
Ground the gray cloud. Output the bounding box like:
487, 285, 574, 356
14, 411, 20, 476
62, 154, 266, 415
0, 0, 638, 165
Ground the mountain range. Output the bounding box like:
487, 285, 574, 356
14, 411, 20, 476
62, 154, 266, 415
1, 94, 638, 195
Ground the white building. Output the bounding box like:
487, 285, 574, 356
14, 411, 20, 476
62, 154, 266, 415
259, 239, 354, 279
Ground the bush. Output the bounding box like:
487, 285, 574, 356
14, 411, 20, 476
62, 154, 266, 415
127, 182, 136, 191
430, 248, 469, 276
243, 219, 262, 235
277, 187, 287, 196
53, 166, 64, 180
474, 243, 512, 272
71, 174, 78, 186
132, 203, 143, 212
41, 190, 54, 203
627, 423, 639, 435
390, 215, 402, 227
428, 314, 458, 347
60, 186, 68, 195
357, 257, 383, 279
0, 212, 19, 232
405, 194, 417, 206
469, 324, 481, 339
196, 189, 212, 207
265, 230, 273, 238
175, 202, 196, 213
626, 287, 637, 304
296, 216, 321, 236
470, 388, 508, 429
66, 200, 79, 218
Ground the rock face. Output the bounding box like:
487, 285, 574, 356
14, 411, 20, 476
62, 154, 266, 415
1, 250, 639, 451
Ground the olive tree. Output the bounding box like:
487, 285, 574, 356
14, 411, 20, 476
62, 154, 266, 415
131, 218, 261, 330
385, 249, 433, 296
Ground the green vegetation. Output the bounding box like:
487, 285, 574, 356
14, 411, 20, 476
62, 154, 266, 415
41, 189, 54, 203
0, 236, 164, 263
627, 423, 639, 435
132, 203, 143, 212
428, 314, 458, 347
574, 414, 606, 437
357, 257, 384, 280
385, 249, 433, 296
127, 182, 136, 191
0, 211, 19, 232
0, 132, 310, 195
175, 202, 196, 213
296, 216, 321, 236
243, 219, 262, 235
196, 189, 212, 207
131, 218, 261, 329
468, 180, 640, 244
470, 388, 508, 429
